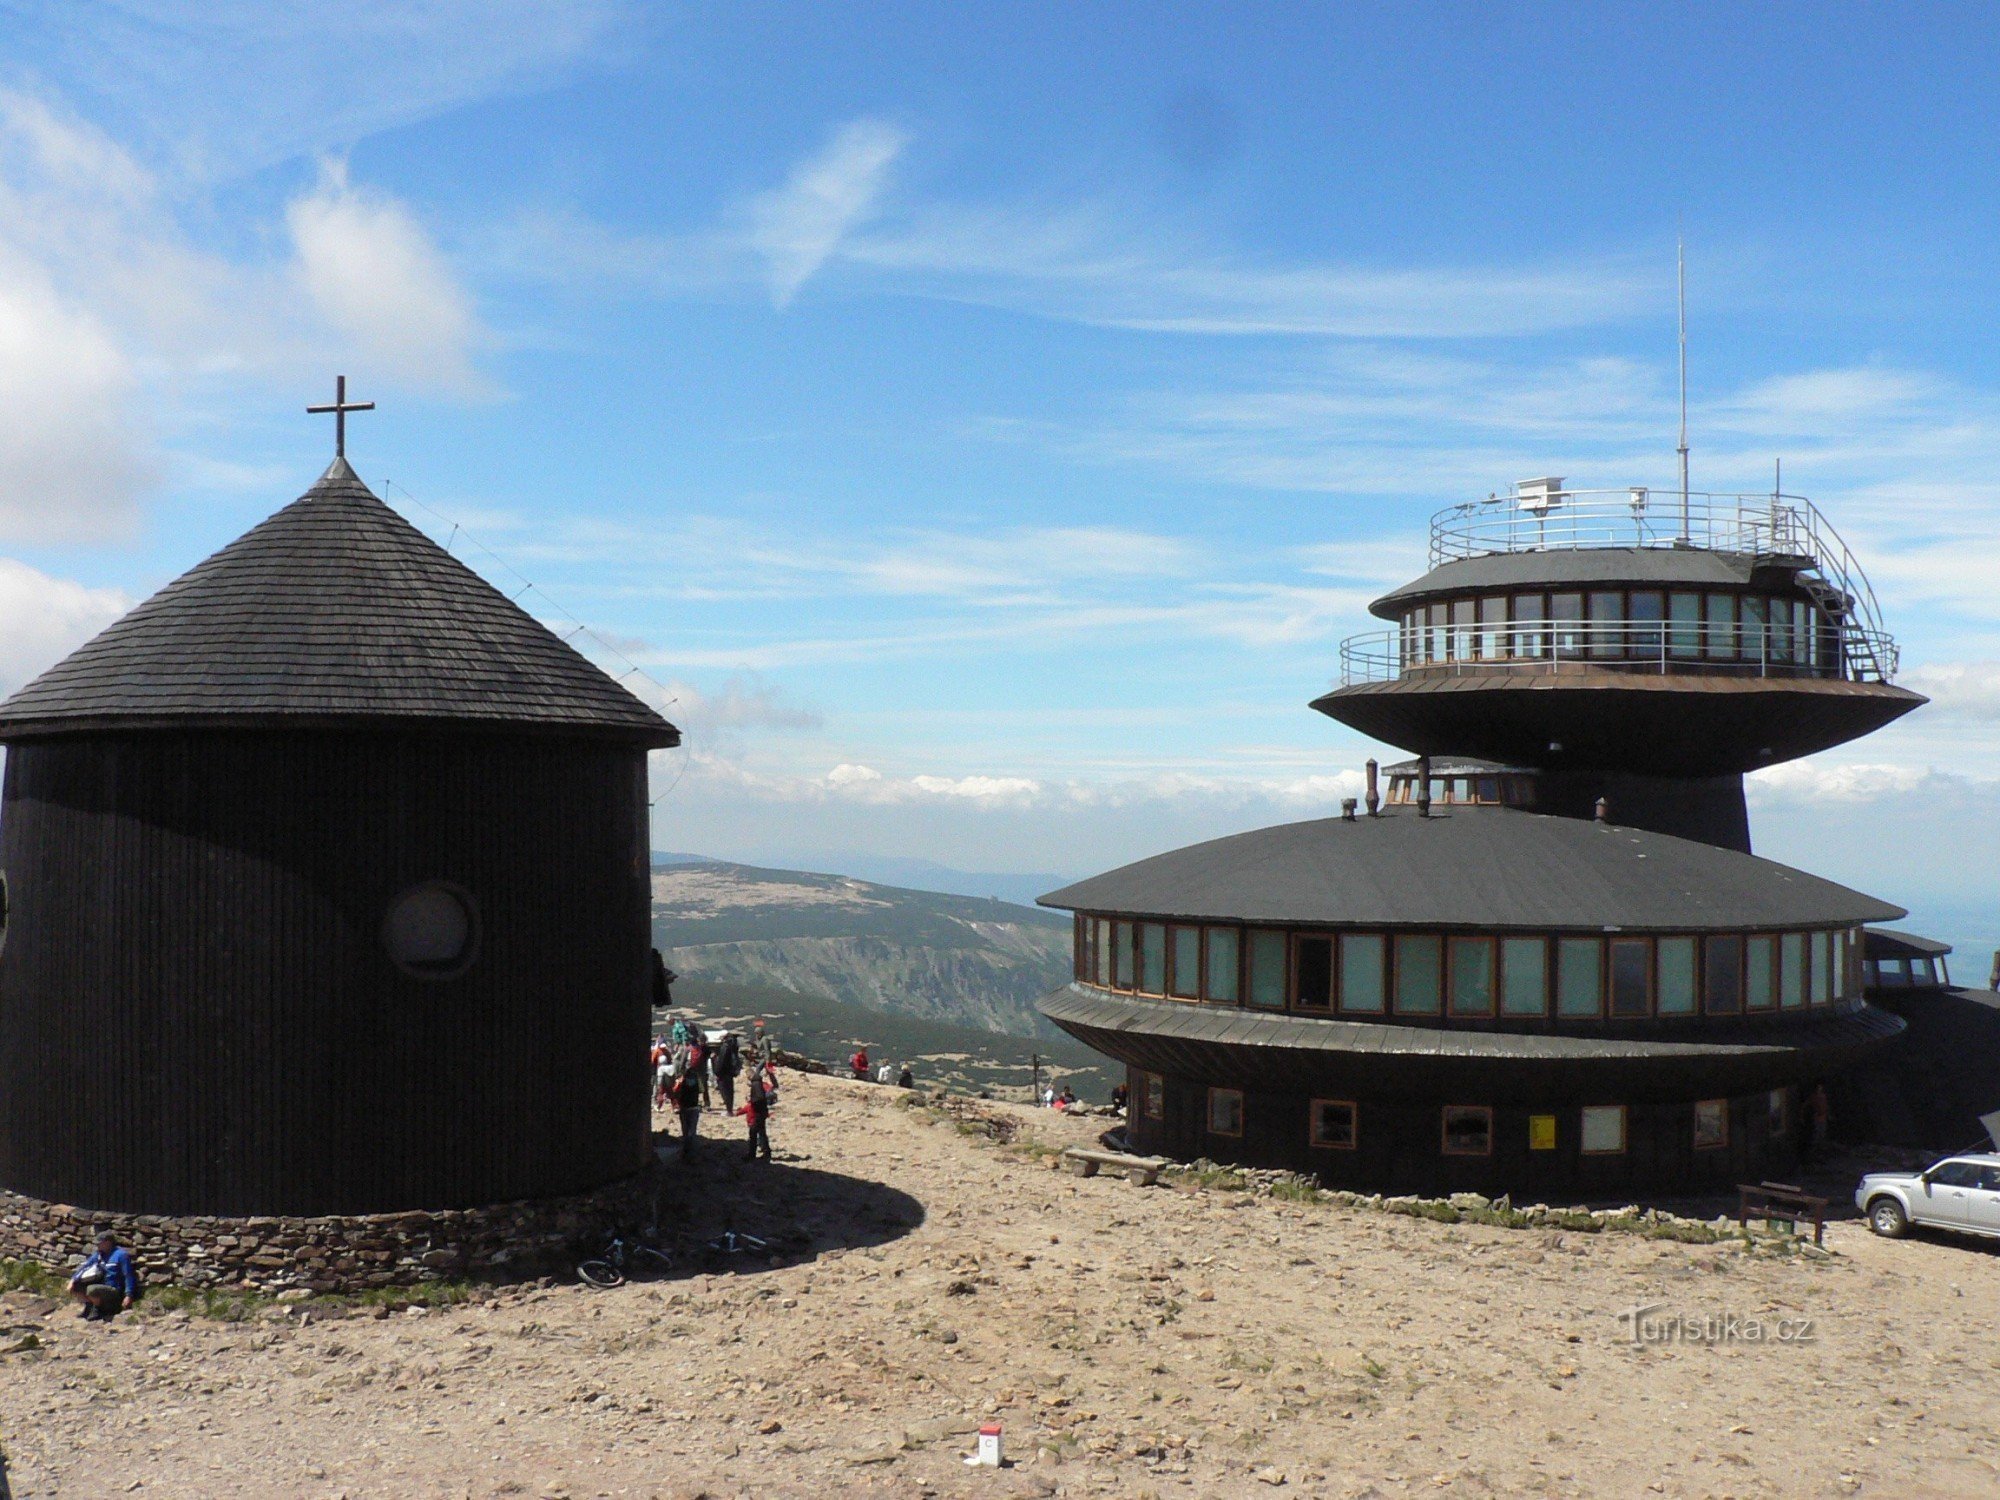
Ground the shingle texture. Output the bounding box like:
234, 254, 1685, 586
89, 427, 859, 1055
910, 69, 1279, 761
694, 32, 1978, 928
1038, 805, 1903, 931
0, 459, 680, 746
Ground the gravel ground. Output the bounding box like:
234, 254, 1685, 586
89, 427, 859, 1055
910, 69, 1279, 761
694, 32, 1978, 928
3, 1072, 1999, 1498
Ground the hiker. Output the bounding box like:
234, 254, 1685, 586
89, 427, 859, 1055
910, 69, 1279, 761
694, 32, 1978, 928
712, 1030, 742, 1117
671, 1063, 703, 1160
653, 1047, 673, 1110
1055, 1084, 1078, 1112
671, 1016, 694, 1050
876, 1060, 894, 1085
70, 1229, 140, 1322
850, 1046, 870, 1082
1110, 1081, 1129, 1115
897, 1065, 914, 1089
687, 1031, 711, 1109
744, 1066, 774, 1162
752, 1019, 776, 1071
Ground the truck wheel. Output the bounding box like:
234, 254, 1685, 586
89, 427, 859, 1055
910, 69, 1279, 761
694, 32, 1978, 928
1867, 1198, 1909, 1238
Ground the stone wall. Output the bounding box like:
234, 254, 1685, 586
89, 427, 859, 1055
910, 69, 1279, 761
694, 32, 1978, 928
0, 1166, 661, 1291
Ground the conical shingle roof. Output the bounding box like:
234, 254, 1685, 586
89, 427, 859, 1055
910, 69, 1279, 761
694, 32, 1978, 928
0, 459, 680, 746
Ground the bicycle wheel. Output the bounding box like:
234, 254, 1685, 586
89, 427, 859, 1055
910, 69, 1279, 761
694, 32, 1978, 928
576, 1259, 624, 1290
628, 1246, 675, 1280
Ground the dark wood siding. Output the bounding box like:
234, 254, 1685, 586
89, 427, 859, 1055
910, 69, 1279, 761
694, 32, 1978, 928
0, 730, 653, 1216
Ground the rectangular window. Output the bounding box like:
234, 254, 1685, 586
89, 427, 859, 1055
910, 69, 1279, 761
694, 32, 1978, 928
1512, 593, 1545, 658
1588, 589, 1622, 658
1091, 917, 1111, 986
1140, 1072, 1164, 1119
1609, 938, 1652, 1017
1113, 921, 1135, 990
1246, 930, 1286, 1009
1441, 1105, 1493, 1156
1705, 592, 1738, 659
1745, 935, 1775, 1010
1450, 597, 1476, 661
1204, 926, 1239, 1003
1780, 932, 1806, 1007
1309, 1099, 1357, 1150
1740, 595, 1769, 666
1428, 602, 1449, 664
1339, 933, 1386, 1013
1478, 595, 1506, 660
1074, 915, 1089, 981
1169, 926, 1201, 999
1811, 930, 1833, 1004
1500, 937, 1549, 1016
1556, 937, 1602, 1018
1628, 590, 1664, 656
1581, 1105, 1628, 1155
1770, 596, 1796, 665
1448, 936, 1496, 1016
1293, 935, 1333, 1010
1528, 1114, 1557, 1151
1704, 934, 1744, 1014
1669, 591, 1702, 658
1551, 592, 1584, 657
1656, 937, 1696, 1015
1798, 605, 1819, 670
1139, 923, 1167, 994
1693, 1098, 1729, 1150
1835, 929, 1851, 998
1394, 933, 1443, 1015
1768, 1088, 1787, 1137
1206, 1087, 1243, 1137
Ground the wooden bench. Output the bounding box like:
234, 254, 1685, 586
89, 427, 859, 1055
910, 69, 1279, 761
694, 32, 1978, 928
1737, 1180, 1829, 1246
1062, 1147, 1170, 1186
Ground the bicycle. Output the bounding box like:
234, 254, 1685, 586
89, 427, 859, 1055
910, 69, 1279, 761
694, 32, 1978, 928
576, 1232, 675, 1289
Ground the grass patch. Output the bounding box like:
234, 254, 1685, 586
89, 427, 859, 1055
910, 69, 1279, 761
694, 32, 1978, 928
1, 1257, 66, 1296
1267, 1177, 1322, 1203
1165, 1164, 1250, 1192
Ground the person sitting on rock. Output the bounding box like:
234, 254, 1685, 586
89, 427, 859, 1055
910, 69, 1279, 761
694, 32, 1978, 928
850, 1047, 870, 1081
897, 1065, 915, 1089
70, 1229, 140, 1322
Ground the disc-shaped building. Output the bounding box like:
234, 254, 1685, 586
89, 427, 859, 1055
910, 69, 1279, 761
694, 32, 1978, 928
0, 456, 678, 1278
1040, 484, 1923, 1194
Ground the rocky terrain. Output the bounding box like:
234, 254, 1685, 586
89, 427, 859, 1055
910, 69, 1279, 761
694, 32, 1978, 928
5, 1072, 2000, 1498
653, 861, 1072, 1037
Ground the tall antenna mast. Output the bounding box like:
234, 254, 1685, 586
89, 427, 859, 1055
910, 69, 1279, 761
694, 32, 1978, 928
1677, 240, 1690, 542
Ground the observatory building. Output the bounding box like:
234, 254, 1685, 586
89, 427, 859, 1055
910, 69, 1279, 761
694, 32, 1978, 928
0, 430, 678, 1283
1040, 483, 1923, 1195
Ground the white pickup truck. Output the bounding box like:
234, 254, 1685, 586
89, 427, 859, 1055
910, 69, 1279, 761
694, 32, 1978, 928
1856, 1154, 2000, 1241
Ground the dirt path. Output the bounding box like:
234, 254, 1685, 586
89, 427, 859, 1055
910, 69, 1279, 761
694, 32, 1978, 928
4, 1073, 1999, 1498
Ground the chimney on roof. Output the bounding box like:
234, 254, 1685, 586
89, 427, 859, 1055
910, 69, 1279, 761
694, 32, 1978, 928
1364, 758, 1380, 816
1340, 797, 1358, 821
1594, 796, 1611, 824
1416, 754, 1432, 818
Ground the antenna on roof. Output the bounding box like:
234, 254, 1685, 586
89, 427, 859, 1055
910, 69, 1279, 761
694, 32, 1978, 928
1676, 240, 1690, 542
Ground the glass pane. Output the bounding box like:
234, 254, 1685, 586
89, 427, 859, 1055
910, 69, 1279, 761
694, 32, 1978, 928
1294, 936, 1333, 1009
1589, 590, 1622, 658
1140, 923, 1166, 993
1780, 933, 1805, 1007
1704, 934, 1743, 1013
1207, 1089, 1242, 1135
1669, 592, 1702, 657
1745, 935, 1774, 1009
1812, 931, 1832, 1003
1311, 1101, 1356, 1148
1246, 930, 1286, 1008
1770, 597, 1795, 664
1512, 593, 1544, 658
1629, 591, 1664, 655
1705, 593, 1737, 659
1092, 918, 1111, 985
1501, 937, 1547, 1016
1581, 1106, 1626, 1154
1740, 595, 1768, 667
1657, 937, 1696, 1014
1204, 926, 1239, 1002
1339, 934, 1385, 1013
1394, 934, 1443, 1015
1551, 592, 1584, 657
1451, 597, 1475, 660
1479, 596, 1505, 660
1610, 938, 1651, 1017
1428, 602, 1448, 663
1448, 937, 1495, 1015
1170, 927, 1201, 998
1114, 921, 1135, 989
1441, 1106, 1491, 1155
1556, 938, 1601, 1017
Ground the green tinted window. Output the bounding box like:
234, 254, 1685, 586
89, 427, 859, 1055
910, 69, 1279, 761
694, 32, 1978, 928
1657, 936, 1696, 1015
1339, 934, 1385, 1013
1394, 934, 1442, 1015
1204, 926, 1239, 1003
1501, 937, 1548, 1016
1246, 930, 1286, 1009
1556, 938, 1601, 1016
1139, 923, 1166, 994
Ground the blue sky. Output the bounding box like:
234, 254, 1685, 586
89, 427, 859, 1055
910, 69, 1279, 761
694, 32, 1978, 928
3, 3, 2000, 953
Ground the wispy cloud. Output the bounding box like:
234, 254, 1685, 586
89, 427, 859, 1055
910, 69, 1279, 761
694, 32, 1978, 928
747, 119, 908, 307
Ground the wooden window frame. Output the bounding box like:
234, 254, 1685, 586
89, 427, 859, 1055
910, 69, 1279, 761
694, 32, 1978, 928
1693, 1098, 1729, 1151
1555, 934, 1604, 1019
1447, 934, 1498, 1018
1338, 932, 1387, 1015
1074, 913, 1089, 982
1135, 922, 1169, 998
1499, 934, 1550, 1017
1112, 920, 1136, 992
1580, 1104, 1628, 1156
1703, 933, 1745, 1015
1290, 932, 1335, 1012
1393, 933, 1444, 1016
1167, 924, 1202, 1001
1205, 1086, 1244, 1139
1243, 928, 1289, 1011
1779, 932, 1806, 1008
1202, 924, 1241, 1006
1608, 936, 1654, 1019
1655, 934, 1698, 1017
1140, 1071, 1164, 1121
1440, 1104, 1494, 1157
1744, 933, 1777, 1011
1309, 1098, 1358, 1151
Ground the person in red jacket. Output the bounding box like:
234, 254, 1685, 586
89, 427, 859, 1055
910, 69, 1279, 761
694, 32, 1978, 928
850, 1047, 869, 1081
744, 1067, 773, 1162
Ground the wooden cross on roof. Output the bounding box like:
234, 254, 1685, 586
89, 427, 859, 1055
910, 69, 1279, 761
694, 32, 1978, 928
307, 375, 375, 458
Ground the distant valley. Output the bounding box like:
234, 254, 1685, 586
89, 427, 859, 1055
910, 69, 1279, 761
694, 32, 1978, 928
650, 856, 1075, 1039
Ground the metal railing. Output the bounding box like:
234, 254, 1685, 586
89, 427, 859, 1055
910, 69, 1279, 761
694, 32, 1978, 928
1426, 486, 1894, 681
1338, 618, 1903, 687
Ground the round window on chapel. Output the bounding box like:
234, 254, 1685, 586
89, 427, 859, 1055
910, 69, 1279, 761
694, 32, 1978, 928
382, 881, 479, 979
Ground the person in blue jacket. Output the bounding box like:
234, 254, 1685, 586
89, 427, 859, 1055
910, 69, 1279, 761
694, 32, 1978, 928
69, 1229, 141, 1321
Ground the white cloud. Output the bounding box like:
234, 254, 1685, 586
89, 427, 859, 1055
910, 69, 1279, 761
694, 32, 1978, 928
0, 558, 131, 692
747, 119, 908, 307
1897, 661, 2000, 719
288, 160, 489, 396
1747, 760, 1944, 804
